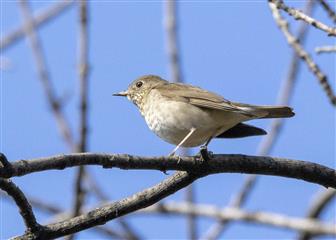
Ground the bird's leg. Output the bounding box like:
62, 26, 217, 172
198, 137, 213, 161
169, 128, 196, 156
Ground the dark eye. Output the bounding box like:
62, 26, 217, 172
136, 81, 143, 88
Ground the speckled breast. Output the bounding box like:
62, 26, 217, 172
138, 89, 220, 147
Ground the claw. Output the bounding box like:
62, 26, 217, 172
199, 145, 211, 161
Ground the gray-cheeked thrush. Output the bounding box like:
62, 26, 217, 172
113, 75, 294, 156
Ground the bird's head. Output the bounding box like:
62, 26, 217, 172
113, 75, 167, 107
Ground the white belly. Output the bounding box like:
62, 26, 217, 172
139, 90, 246, 147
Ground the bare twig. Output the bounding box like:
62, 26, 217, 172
0, 178, 41, 232
1, 0, 74, 51
269, 0, 336, 106
1, 153, 335, 188
67, 1, 90, 239
165, 1, 196, 239
202, 2, 315, 239
317, 0, 336, 24
140, 202, 336, 236
270, 0, 336, 36
298, 188, 336, 240
315, 45, 336, 54
165, 0, 183, 84
17, 0, 75, 149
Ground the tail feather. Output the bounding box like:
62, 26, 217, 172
258, 106, 295, 118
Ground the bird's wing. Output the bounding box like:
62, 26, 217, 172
154, 82, 267, 118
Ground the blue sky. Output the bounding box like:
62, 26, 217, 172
1, 1, 335, 239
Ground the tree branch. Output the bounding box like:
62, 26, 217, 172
0, 178, 41, 232
140, 202, 336, 236
315, 45, 336, 54
13, 171, 198, 239
0, 153, 335, 188
268, 0, 336, 106
269, 0, 336, 36
1, 0, 74, 51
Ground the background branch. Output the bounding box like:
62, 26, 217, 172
67, 1, 90, 239
268, 0, 336, 106
140, 202, 336, 236
1, 0, 74, 51
315, 45, 336, 54
270, 0, 336, 36
17, 0, 75, 149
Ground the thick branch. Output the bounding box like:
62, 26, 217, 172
269, 0, 336, 106
140, 202, 336, 236
270, 0, 336, 36
0, 178, 41, 232
14, 171, 198, 239
1, 0, 74, 50
1, 153, 335, 188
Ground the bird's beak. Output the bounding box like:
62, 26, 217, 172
113, 91, 128, 97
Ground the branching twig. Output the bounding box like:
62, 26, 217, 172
269, 0, 336, 106
1, 153, 335, 188
17, 0, 75, 149
317, 0, 336, 24
298, 188, 336, 240
140, 202, 336, 236
1, 0, 74, 50
0, 178, 41, 232
315, 45, 336, 54
270, 0, 336, 36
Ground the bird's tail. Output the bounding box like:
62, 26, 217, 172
256, 106, 295, 118
235, 102, 295, 119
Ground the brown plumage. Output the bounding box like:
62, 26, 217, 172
114, 75, 294, 155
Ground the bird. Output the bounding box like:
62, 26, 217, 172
113, 75, 294, 156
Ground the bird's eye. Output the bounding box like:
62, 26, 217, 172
136, 81, 143, 88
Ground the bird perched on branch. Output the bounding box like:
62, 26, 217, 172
114, 75, 294, 156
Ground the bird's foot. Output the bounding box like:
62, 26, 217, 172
198, 145, 212, 162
